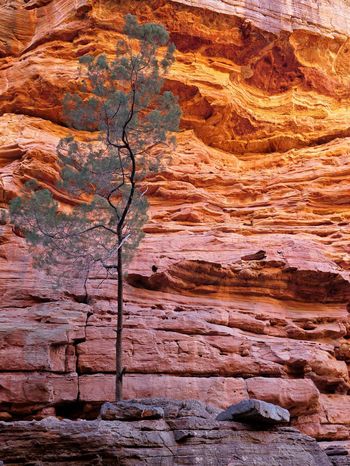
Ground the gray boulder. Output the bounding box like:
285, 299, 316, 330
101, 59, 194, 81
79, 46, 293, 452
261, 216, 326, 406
216, 399, 290, 425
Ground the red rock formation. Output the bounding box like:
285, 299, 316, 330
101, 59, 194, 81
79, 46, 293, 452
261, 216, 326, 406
1, 0, 350, 453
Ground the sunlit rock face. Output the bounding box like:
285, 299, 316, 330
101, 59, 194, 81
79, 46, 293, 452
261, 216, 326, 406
1, 0, 350, 449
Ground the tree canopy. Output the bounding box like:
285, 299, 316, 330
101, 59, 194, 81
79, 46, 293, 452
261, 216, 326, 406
11, 14, 181, 296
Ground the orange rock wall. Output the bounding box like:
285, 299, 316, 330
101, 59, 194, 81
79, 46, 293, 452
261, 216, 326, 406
1, 0, 350, 445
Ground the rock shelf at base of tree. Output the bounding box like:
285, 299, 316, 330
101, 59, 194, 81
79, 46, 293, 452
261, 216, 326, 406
0, 399, 332, 465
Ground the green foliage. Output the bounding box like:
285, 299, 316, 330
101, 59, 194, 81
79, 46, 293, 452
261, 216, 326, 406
10, 14, 181, 291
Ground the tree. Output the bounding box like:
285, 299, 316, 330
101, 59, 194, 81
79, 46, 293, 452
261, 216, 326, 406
10, 14, 181, 401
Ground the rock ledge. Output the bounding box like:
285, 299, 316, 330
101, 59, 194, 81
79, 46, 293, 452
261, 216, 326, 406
0, 399, 332, 465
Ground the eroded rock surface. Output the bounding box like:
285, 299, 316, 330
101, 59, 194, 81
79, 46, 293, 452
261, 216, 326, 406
0, 0, 350, 456
0, 399, 332, 465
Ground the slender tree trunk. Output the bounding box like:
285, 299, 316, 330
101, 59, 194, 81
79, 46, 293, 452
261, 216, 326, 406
116, 230, 123, 401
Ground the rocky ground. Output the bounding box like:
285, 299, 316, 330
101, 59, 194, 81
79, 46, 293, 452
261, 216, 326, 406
0, 399, 339, 465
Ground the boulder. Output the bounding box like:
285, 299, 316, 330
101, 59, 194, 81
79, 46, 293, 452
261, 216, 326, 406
217, 399, 290, 425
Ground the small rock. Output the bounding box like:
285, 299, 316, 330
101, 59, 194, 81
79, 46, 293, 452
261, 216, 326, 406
216, 399, 290, 425
241, 250, 266, 261
100, 401, 164, 421
324, 445, 349, 457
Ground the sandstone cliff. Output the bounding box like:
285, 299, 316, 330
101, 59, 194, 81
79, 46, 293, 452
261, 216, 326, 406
1, 0, 350, 452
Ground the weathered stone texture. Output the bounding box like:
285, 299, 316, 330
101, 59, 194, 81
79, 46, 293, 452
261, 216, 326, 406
1, 0, 350, 457
0, 400, 333, 465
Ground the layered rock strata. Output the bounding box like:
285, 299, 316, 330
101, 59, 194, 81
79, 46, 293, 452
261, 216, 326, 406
0, 0, 350, 453
0, 399, 333, 465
